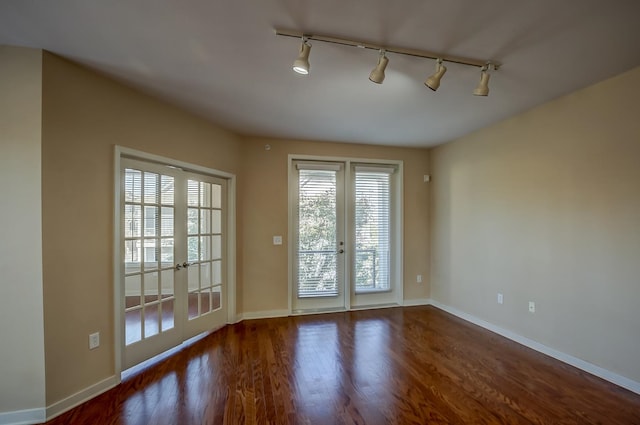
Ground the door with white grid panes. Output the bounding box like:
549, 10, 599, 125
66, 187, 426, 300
183, 171, 227, 337
121, 158, 227, 369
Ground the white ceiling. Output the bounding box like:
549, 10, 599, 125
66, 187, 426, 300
1, 0, 639, 147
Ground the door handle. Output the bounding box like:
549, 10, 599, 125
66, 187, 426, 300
337, 249, 344, 254
175, 262, 195, 270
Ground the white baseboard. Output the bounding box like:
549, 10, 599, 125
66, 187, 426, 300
429, 299, 640, 396
240, 309, 290, 320
402, 298, 432, 307
0, 408, 45, 425
46, 375, 119, 421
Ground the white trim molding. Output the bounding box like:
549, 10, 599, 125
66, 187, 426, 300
0, 408, 45, 425
402, 298, 432, 307
45, 375, 118, 422
240, 310, 290, 321
429, 299, 640, 396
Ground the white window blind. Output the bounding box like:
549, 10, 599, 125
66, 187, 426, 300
297, 169, 339, 297
354, 167, 392, 292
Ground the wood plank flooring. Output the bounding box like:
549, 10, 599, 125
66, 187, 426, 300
43, 306, 640, 424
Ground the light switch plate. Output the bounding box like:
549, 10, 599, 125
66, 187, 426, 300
89, 332, 100, 350
273, 236, 283, 245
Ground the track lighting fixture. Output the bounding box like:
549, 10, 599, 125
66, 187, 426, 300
424, 58, 447, 91
276, 28, 500, 95
369, 50, 388, 84
473, 66, 491, 96
292, 37, 311, 75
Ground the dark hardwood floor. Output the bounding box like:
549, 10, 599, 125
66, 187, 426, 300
43, 306, 640, 424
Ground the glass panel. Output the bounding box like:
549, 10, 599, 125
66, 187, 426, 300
124, 169, 142, 203
160, 238, 174, 265
144, 304, 160, 338
161, 207, 174, 237
125, 309, 142, 345
200, 209, 211, 234
200, 182, 211, 207
187, 236, 199, 262
144, 272, 159, 303
212, 286, 222, 310
188, 265, 199, 292
297, 169, 338, 297
212, 209, 221, 234
187, 208, 199, 235
124, 240, 141, 274
212, 235, 222, 259
187, 180, 199, 206
200, 262, 211, 287
160, 175, 174, 205
212, 260, 222, 285
200, 290, 211, 315
355, 171, 391, 292
144, 207, 158, 237
125, 274, 141, 308
143, 239, 158, 270
188, 292, 199, 319
124, 204, 141, 238
160, 270, 174, 299
144, 172, 159, 204
200, 236, 211, 261
161, 299, 174, 331
211, 184, 222, 208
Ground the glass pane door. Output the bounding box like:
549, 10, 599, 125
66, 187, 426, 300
350, 165, 398, 307
292, 162, 345, 312
122, 159, 182, 368
183, 173, 227, 337
121, 158, 228, 369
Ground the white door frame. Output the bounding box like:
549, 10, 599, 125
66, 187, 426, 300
287, 154, 403, 314
113, 145, 236, 378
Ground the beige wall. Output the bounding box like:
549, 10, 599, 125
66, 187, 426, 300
0, 46, 46, 415
430, 67, 640, 382
41, 52, 242, 405
38, 51, 430, 408
239, 137, 430, 314
4, 43, 638, 415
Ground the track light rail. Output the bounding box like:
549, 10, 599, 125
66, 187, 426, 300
275, 28, 500, 70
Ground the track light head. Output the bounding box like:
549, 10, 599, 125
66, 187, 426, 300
424, 59, 447, 91
473, 66, 491, 96
293, 39, 311, 74
369, 51, 388, 84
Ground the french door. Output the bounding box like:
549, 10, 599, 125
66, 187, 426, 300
291, 159, 400, 313
292, 162, 346, 312
121, 157, 227, 369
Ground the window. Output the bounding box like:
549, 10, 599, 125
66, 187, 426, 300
354, 166, 393, 293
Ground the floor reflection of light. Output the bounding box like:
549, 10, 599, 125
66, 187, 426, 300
293, 319, 339, 422
122, 372, 178, 424
186, 352, 214, 416
353, 318, 394, 412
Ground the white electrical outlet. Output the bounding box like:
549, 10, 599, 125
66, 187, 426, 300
416, 274, 422, 283
89, 332, 100, 350
273, 235, 282, 245
497, 293, 503, 304
528, 301, 536, 313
